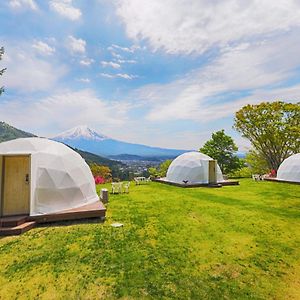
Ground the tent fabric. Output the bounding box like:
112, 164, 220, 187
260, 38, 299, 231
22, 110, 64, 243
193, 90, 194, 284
277, 153, 300, 183
166, 151, 224, 184
0, 137, 99, 216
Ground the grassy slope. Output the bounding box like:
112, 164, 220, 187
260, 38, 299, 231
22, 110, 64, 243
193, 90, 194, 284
0, 179, 299, 299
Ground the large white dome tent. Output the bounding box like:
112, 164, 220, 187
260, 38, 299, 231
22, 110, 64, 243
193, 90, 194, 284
0, 137, 99, 217
165, 151, 224, 185
277, 153, 300, 183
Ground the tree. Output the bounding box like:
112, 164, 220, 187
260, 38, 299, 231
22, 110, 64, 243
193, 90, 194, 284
199, 130, 242, 174
0, 47, 6, 96
89, 163, 112, 181
234, 101, 300, 170
245, 149, 270, 174
158, 159, 172, 177
148, 159, 173, 178
148, 167, 159, 178
229, 165, 252, 178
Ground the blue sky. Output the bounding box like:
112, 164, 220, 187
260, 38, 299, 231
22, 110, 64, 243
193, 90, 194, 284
0, 0, 299, 150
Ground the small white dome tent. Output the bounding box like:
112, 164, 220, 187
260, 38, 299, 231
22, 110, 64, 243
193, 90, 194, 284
0, 138, 99, 217
166, 151, 224, 185
277, 153, 300, 183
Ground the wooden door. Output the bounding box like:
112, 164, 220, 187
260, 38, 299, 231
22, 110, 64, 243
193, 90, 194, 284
2, 156, 30, 216
208, 160, 217, 184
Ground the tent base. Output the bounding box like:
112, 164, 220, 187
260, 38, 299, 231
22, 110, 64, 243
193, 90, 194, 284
29, 201, 106, 223
0, 201, 106, 236
0, 215, 36, 236
153, 178, 239, 188
264, 177, 300, 185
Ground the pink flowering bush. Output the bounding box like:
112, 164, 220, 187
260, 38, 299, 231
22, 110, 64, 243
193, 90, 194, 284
94, 176, 105, 184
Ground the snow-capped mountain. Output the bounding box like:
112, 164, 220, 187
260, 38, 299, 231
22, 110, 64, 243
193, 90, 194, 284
52, 125, 186, 158
53, 125, 108, 141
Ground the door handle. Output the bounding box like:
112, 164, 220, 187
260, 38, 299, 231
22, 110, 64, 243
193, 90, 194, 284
25, 174, 29, 184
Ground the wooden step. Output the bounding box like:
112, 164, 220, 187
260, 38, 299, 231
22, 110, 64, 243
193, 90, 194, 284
0, 215, 28, 227
0, 221, 36, 236
208, 183, 222, 188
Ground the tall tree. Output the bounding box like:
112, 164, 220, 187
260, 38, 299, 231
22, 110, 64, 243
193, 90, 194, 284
0, 47, 6, 96
234, 101, 300, 170
245, 149, 270, 174
199, 130, 242, 174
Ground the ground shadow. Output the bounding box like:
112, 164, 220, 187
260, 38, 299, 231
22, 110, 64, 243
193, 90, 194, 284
37, 216, 106, 228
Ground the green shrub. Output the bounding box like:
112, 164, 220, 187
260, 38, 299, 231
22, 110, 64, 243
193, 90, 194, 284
228, 166, 252, 178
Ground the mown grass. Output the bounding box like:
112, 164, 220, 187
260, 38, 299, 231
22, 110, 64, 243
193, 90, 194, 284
0, 179, 300, 299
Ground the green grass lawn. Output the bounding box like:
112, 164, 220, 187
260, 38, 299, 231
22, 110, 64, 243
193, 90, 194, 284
0, 179, 300, 300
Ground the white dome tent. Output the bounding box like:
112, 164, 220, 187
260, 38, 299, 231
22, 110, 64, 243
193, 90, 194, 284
166, 151, 224, 185
0, 138, 99, 217
277, 153, 300, 183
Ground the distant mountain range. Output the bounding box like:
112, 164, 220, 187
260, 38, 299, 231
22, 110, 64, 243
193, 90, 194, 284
0, 122, 245, 162
0, 122, 123, 170
53, 125, 186, 158
73, 147, 123, 168
108, 154, 177, 162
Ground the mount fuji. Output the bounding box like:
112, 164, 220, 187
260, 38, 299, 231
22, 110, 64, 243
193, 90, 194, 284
52, 125, 186, 158
54, 125, 108, 141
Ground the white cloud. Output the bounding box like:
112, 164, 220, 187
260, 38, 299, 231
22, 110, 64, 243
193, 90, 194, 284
116, 73, 137, 80
66, 35, 86, 54
0, 90, 129, 135
108, 44, 140, 53
111, 52, 122, 59
101, 61, 121, 69
9, 0, 38, 10
79, 58, 94, 66
99, 73, 137, 80
99, 73, 114, 79
2, 43, 67, 93
107, 45, 139, 65
77, 78, 90, 83
117, 59, 137, 64
177, 84, 300, 124
32, 41, 55, 56
115, 0, 300, 54
131, 31, 300, 122
49, 0, 81, 21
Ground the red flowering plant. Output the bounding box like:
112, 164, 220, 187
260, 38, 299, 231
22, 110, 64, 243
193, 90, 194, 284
89, 163, 112, 184
269, 169, 277, 178
94, 176, 105, 184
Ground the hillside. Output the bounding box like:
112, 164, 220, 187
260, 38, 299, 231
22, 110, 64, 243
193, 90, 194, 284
0, 122, 36, 142
71, 147, 124, 169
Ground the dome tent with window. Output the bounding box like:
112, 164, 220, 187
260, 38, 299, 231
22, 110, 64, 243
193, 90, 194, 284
277, 153, 300, 183
0, 138, 103, 219
164, 151, 225, 186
